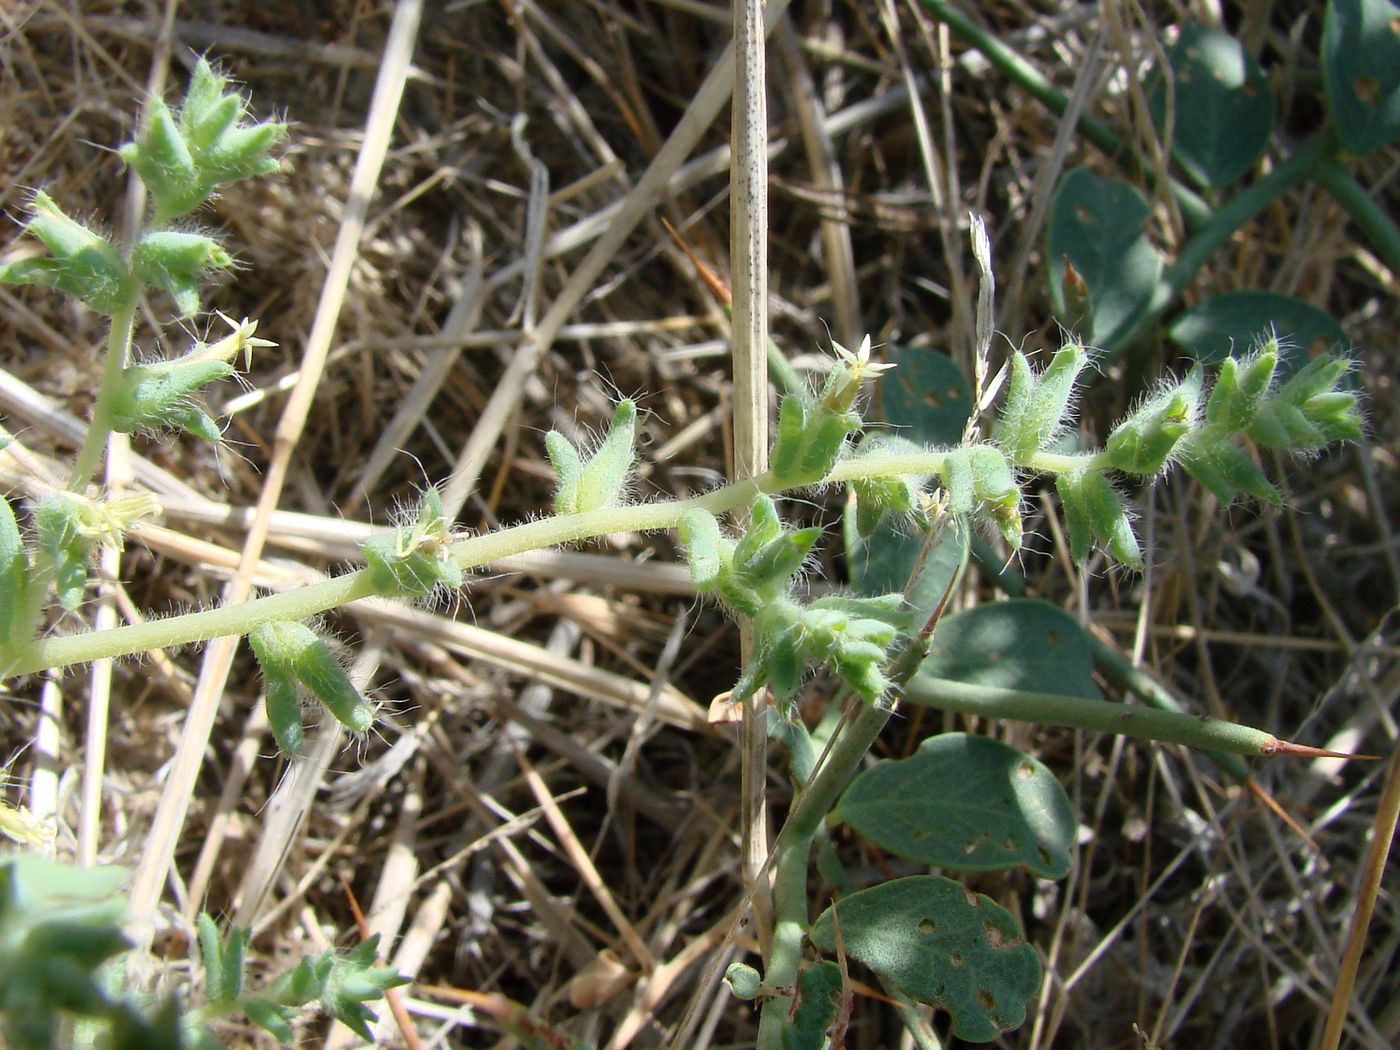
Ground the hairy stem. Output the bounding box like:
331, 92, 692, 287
67, 299, 137, 495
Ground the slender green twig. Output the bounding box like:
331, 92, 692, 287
66, 298, 137, 494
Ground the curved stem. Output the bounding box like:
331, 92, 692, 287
7, 439, 1164, 676
1312, 155, 1400, 275
756, 700, 893, 1050
916, 0, 1211, 228
1099, 131, 1332, 354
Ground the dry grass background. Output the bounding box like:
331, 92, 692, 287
1, 1, 1398, 1047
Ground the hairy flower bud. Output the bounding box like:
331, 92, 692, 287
0, 192, 133, 314
1105, 366, 1204, 475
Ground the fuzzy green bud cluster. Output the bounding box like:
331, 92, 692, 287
995, 340, 1092, 460
771, 336, 891, 486
1176, 339, 1362, 504
249, 621, 374, 756
197, 914, 405, 1042
0, 60, 282, 320
112, 314, 273, 441
362, 487, 463, 597
545, 400, 637, 515
120, 58, 287, 224
680, 495, 908, 708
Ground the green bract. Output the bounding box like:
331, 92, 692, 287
119, 58, 286, 223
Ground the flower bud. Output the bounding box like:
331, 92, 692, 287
1206, 346, 1277, 432
111, 358, 234, 442
724, 963, 762, 1001
969, 444, 1022, 547
0, 192, 133, 314
1178, 434, 1281, 504
1055, 470, 1142, 568
546, 401, 637, 514
1105, 366, 1203, 475
996, 341, 1091, 459
940, 447, 975, 515
249, 621, 373, 750
131, 229, 233, 317
731, 494, 782, 570
678, 508, 727, 592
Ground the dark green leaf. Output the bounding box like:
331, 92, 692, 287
810, 876, 1040, 1043
1323, 0, 1400, 154
918, 598, 1101, 700
877, 346, 972, 445
1169, 291, 1344, 376
1047, 169, 1165, 344
834, 732, 1075, 878
1148, 24, 1274, 188
783, 961, 844, 1050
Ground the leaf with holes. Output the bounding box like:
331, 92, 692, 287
1323, 0, 1400, 154
810, 875, 1040, 1043
877, 346, 972, 445
833, 733, 1075, 878
1047, 168, 1164, 346
1169, 291, 1345, 377
1148, 24, 1275, 188
917, 598, 1101, 700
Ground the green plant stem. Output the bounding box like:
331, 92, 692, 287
916, 0, 1210, 228
66, 299, 137, 494
1099, 131, 1331, 354
907, 675, 1277, 753
756, 700, 893, 1050
966, 535, 1254, 783
1312, 156, 1400, 275
6, 447, 1135, 676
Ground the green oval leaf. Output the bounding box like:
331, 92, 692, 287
1323, 0, 1400, 154
918, 598, 1101, 700
1047, 168, 1165, 345
810, 875, 1040, 1043
1168, 290, 1345, 377
1148, 25, 1275, 188
877, 346, 972, 445
834, 732, 1075, 878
